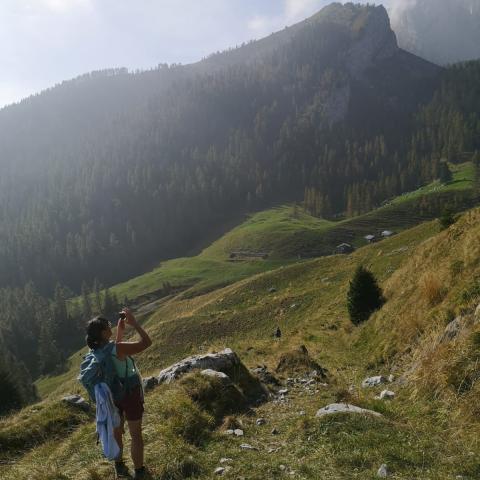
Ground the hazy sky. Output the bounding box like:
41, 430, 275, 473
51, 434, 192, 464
0, 0, 397, 108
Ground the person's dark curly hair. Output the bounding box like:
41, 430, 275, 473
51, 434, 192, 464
85, 316, 111, 350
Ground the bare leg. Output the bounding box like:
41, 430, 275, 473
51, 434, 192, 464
127, 419, 144, 469
113, 416, 125, 461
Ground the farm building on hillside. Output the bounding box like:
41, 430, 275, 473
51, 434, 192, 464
335, 243, 355, 254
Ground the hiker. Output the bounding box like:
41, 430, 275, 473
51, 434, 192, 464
84, 308, 152, 479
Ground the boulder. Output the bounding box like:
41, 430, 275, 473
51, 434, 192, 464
315, 403, 382, 418
362, 376, 388, 388
62, 394, 89, 412
157, 348, 268, 402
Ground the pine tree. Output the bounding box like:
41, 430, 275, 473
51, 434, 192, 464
347, 266, 385, 325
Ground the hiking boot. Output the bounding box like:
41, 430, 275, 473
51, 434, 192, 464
133, 466, 150, 479
114, 461, 131, 478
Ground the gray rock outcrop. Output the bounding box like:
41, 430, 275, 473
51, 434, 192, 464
157, 348, 240, 384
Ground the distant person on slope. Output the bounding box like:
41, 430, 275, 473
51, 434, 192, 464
85, 308, 152, 479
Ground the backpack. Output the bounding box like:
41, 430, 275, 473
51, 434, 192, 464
78, 341, 131, 403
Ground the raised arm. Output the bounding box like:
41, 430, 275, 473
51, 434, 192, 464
115, 308, 152, 359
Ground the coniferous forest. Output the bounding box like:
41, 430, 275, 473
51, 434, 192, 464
1, 3, 480, 409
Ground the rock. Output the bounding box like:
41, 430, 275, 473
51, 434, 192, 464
271, 427, 279, 435
158, 348, 240, 384
299, 410, 306, 416
240, 443, 258, 451
219, 458, 233, 464
62, 394, 89, 411
362, 376, 388, 388
142, 376, 158, 392
278, 388, 289, 395
268, 287, 277, 293
256, 418, 266, 426
376, 390, 395, 400
225, 429, 234, 435
201, 369, 232, 385
157, 348, 268, 402
279, 465, 287, 471
316, 403, 382, 418
387, 374, 395, 383
440, 316, 464, 342
214, 467, 225, 475
234, 429, 244, 436
377, 464, 388, 477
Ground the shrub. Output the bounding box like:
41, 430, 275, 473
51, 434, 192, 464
421, 273, 445, 306
347, 266, 385, 325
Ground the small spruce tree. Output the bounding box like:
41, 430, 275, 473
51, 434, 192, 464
347, 266, 385, 325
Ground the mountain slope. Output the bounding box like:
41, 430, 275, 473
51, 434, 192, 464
0, 3, 441, 297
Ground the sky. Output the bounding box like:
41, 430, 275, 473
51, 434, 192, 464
0, 0, 399, 108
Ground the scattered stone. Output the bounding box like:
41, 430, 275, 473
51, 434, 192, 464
290, 303, 298, 309
278, 388, 289, 395
234, 429, 244, 436
142, 376, 158, 392
362, 376, 388, 388
62, 394, 89, 411
271, 427, 279, 435
376, 390, 395, 400
225, 429, 234, 435
214, 467, 225, 475
279, 465, 287, 471
268, 287, 277, 293
387, 374, 395, 383
256, 418, 266, 426
219, 458, 233, 464
299, 410, 306, 416
316, 403, 382, 418
240, 444, 258, 451
377, 464, 388, 477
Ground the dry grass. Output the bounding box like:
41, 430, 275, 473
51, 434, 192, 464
421, 272, 446, 306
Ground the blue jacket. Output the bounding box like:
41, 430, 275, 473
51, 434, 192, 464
95, 382, 121, 460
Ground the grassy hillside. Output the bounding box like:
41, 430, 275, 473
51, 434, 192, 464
8, 208, 480, 478
94, 161, 474, 308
